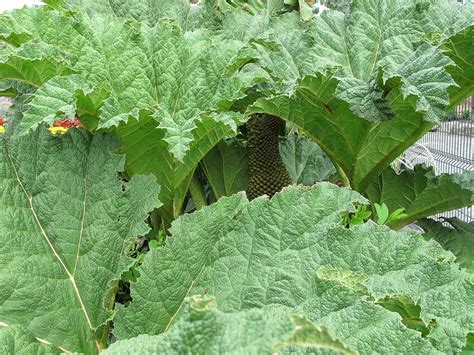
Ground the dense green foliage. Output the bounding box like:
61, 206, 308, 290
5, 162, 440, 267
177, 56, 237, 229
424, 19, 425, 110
0, 0, 473, 354
114, 185, 472, 353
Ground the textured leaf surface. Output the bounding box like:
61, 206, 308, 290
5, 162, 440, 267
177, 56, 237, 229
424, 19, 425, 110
0, 127, 161, 353
0, 6, 253, 219
221, 11, 317, 90
422, 1, 474, 107
418, 218, 474, 273
116, 184, 473, 353
65, 0, 220, 30
280, 132, 335, 185
0, 325, 60, 354
0, 80, 35, 97
106, 297, 356, 355
2, 10, 249, 153
365, 165, 474, 229
117, 112, 246, 221
19, 74, 90, 133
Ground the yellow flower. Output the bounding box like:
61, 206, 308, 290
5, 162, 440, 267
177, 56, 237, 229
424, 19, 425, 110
48, 126, 68, 135
0, 126, 4, 135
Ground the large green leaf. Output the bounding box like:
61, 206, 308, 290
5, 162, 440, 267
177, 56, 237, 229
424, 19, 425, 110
106, 296, 356, 354
0, 126, 161, 353
115, 184, 473, 353
418, 218, 474, 273
365, 165, 474, 229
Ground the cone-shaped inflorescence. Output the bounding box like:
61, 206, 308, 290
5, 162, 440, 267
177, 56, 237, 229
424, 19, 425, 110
247, 114, 291, 199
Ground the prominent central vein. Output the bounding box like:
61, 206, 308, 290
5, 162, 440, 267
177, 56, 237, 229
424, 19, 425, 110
6, 145, 97, 350
73, 175, 88, 276
164, 265, 206, 332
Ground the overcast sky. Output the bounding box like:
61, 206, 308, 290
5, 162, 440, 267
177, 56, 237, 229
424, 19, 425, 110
0, 0, 44, 13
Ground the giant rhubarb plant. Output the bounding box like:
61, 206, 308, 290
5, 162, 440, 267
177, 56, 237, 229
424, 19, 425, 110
1, 151, 473, 352
0, 0, 473, 354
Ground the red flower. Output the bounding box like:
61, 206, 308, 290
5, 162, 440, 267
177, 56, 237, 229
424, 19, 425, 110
53, 118, 73, 128
49, 114, 82, 134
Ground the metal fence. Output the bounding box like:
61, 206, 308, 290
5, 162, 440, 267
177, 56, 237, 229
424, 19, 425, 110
405, 96, 473, 222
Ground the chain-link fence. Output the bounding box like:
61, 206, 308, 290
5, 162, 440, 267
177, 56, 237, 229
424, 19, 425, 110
405, 96, 473, 222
